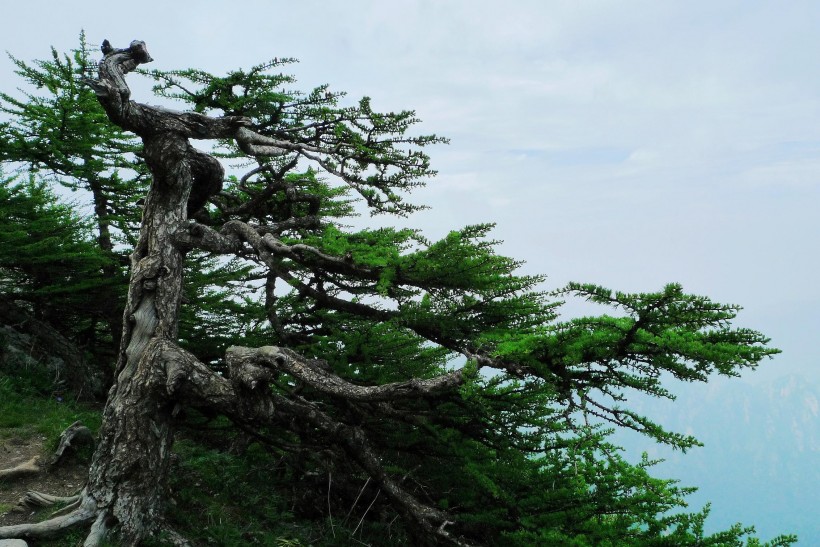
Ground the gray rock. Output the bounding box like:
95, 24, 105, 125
0, 539, 29, 547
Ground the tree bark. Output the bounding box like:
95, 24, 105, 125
80, 128, 192, 543
0, 39, 469, 546
74, 42, 221, 543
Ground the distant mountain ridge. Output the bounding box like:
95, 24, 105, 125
615, 374, 819, 544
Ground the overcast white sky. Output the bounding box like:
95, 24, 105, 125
2, 0, 818, 382
2, 3, 818, 541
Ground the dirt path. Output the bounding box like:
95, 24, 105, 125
0, 435, 88, 527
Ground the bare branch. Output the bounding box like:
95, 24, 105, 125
172, 220, 245, 254
272, 395, 472, 546
0, 495, 97, 540
85, 40, 250, 139
0, 457, 41, 480
159, 341, 469, 545
226, 345, 464, 402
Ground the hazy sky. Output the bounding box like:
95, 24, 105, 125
2, 2, 818, 541
2, 0, 818, 383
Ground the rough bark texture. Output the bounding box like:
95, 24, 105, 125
0, 39, 470, 546
65, 41, 220, 544
83, 92, 213, 543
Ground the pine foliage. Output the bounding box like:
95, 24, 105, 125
0, 38, 796, 546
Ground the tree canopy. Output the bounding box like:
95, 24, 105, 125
0, 37, 795, 546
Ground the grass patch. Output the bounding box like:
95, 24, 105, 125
0, 373, 101, 448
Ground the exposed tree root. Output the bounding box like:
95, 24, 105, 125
0, 494, 97, 541
18, 491, 80, 510
50, 498, 82, 519
83, 511, 109, 547
0, 457, 41, 481
0, 491, 192, 546
0, 420, 97, 543
0, 420, 93, 487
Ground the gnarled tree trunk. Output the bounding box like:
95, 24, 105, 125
0, 41, 228, 546
0, 40, 470, 547
83, 130, 198, 542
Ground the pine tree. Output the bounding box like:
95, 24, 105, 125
0, 32, 145, 359
0, 172, 111, 394
0, 40, 796, 546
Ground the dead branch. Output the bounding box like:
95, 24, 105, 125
0, 457, 41, 481
50, 420, 94, 467
226, 345, 463, 402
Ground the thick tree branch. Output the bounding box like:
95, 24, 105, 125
159, 340, 469, 545
85, 40, 250, 140
271, 394, 470, 546
172, 220, 245, 254
226, 345, 464, 402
